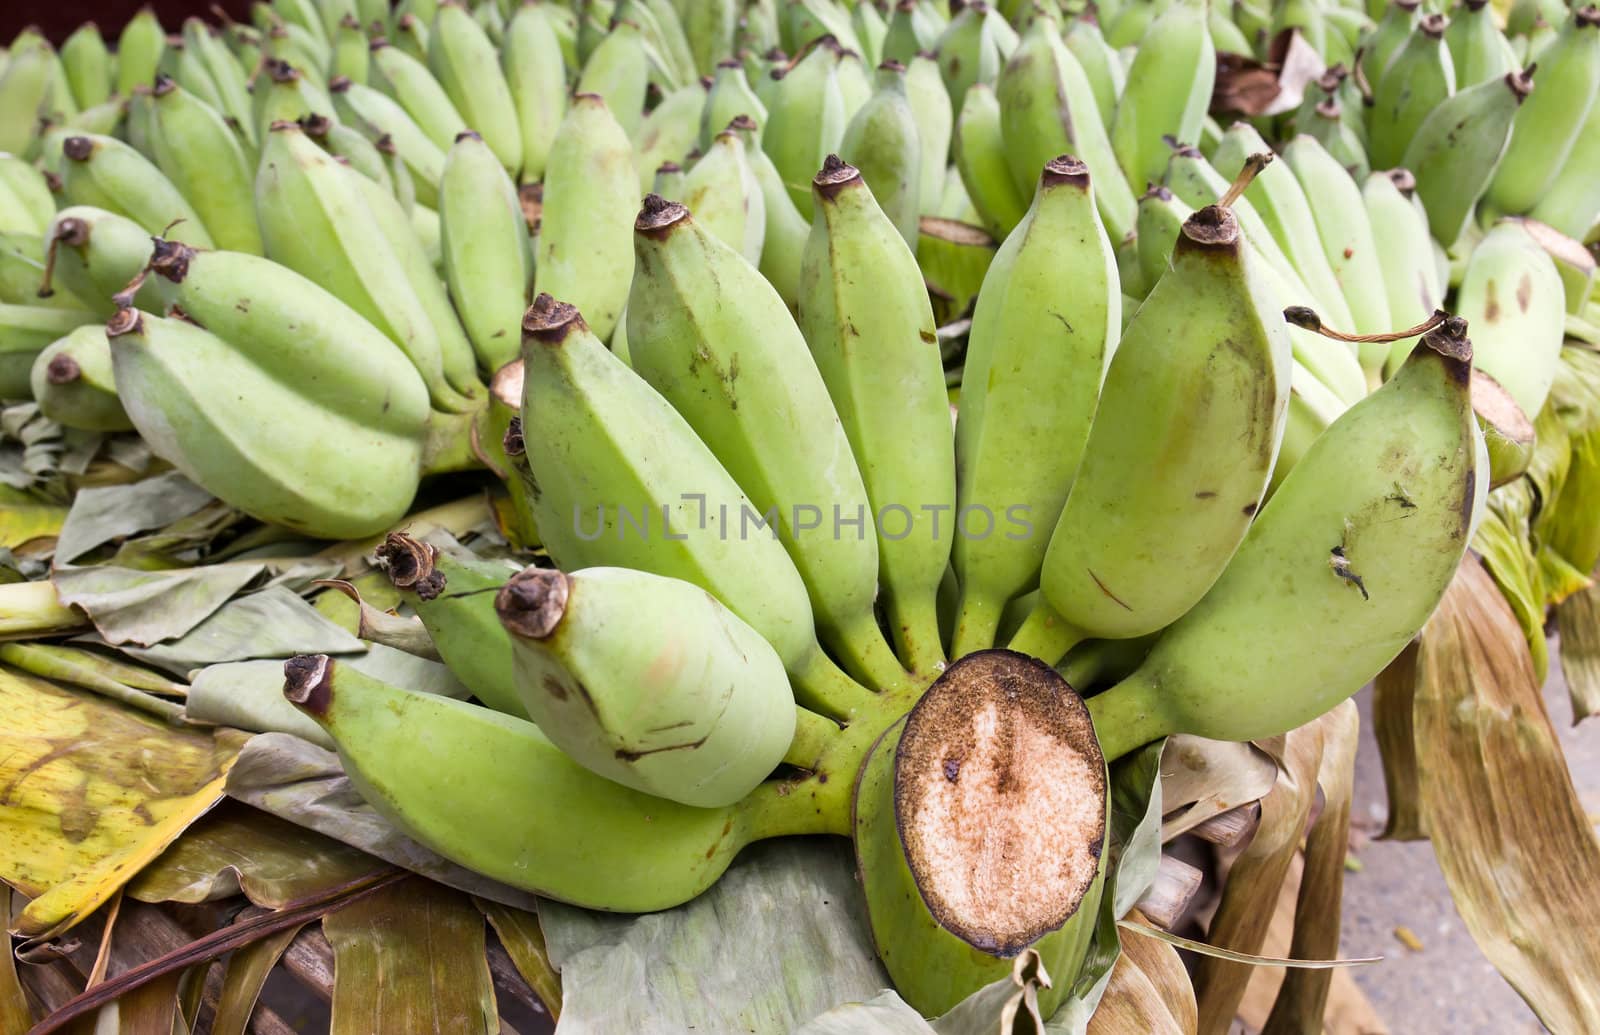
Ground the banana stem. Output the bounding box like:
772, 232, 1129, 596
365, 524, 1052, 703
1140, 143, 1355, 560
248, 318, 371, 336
884, 590, 947, 684
825, 610, 916, 694
784, 707, 842, 770
1284, 306, 1448, 345
1005, 602, 1083, 667
1085, 672, 1172, 763
1218, 153, 1272, 209
420, 405, 490, 476
950, 589, 1003, 660
0, 581, 85, 638
790, 644, 882, 723
738, 776, 853, 840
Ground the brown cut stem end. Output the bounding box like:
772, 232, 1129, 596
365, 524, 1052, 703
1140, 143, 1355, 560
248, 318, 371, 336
522, 293, 586, 345
636, 193, 689, 237
495, 567, 571, 640
1218, 152, 1271, 208
283, 655, 333, 716
375, 533, 445, 600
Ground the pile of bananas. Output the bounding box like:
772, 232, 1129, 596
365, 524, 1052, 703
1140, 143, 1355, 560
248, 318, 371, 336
1, 0, 1598, 1020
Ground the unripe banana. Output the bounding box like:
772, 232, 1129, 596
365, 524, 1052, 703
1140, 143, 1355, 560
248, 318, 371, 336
533, 93, 637, 342
952, 81, 1026, 239
518, 294, 874, 719
1486, 7, 1600, 217
1014, 200, 1291, 663
800, 156, 953, 678
1282, 136, 1391, 354
251, 60, 326, 142
628, 0, 698, 87
1301, 98, 1369, 181
1447, 0, 1514, 86
0, 305, 98, 398
429, 1, 523, 172
1369, 14, 1456, 171
854, 650, 1106, 1017
1213, 122, 1354, 331
576, 19, 654, 142
107, 308, 425, 537
116, 8, 167, 97
902, 54, 950, 218
838, 60, 921, 248
681, 0, 738, 75
282, 655, 822, 910
375, 531, 527, 716
147, 77, 263, 255
739, 0, 781, 56
701, 59, 766, 150
437, 131, 530, 375
951, 157, 1119, 658
680, 120, 765, 263
41, 207, 160, 317
1358, 0, 1420, 88
59, 133, 214, 248
1064, 16, 1125, 128
332, 15, 371, 84
881, 0, 934, 64
274, 0, 330, 51
29, 323, 131, 431
0, 44, 53, 156
329, 76, 446, 207
1211, 1, 1256, 55
764, 37, 850, 217
997, 14, 1136, 243
1402, 68, 1531, 249
370, 38, 468, 151
60, 23, 111, 111
1516, 217, 1594, 314
255, 120, 474, 412
185, 18, 257, 148
1134, 182, 1187, 288
0, 233, 85, 309
630, 81, 706, 193
1112, 0, 1216, 193
496, 565, 797, 808
1363, 169, 1445, 376
389, 12, 429, 61
744, 130, 812, 310
502, 0, 568, 184
0, 154, 56, 237
1439, 219, 1566, 418
1527, 80, 1600, 239
934, 1, 1004, 115
1088, 318, 1477, 758
1269, 360, 1350, 495
627, 196, 910, 693
302, 111, 395, 195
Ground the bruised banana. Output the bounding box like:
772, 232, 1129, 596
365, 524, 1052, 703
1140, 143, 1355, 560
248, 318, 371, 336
855, 650, 1106, 1017
59, 134, 215, 248
30, 323, 131, 431
800, 156, 953, 679
518, 294, 876, 721
495, 565, 797, 808
1088, 318, 1479, 759
283, 655, 831, 912
375, 531, 526, 717
107, 307, 426, 538
1010, 200, 1291, 665
440, 130, 529, 373
627, 197, 911, 695
951, 157, 1119, 658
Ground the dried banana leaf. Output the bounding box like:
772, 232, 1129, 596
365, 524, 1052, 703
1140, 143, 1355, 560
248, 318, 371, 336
1086, 912, 1195, 1035
52, 564, 265, 647
1474, 489, 1550, 681
1372, 642, 1426, 839
107, 587, 364, 675
0, 483, 65, 550
211, 923, 305, 1035
796, 992, 933, 1033
52, 472, 215, 565
0, 667, 244, 943
0, 886, 29, 1033
1413, 556, 1600, 1030
476, 900, 561, 1021
1158, 736, 1278, 841
1556, 575, 1600, 723
323, 877, 498, 1035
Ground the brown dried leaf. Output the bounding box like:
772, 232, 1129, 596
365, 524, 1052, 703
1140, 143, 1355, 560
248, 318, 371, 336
210, 922, 305, 1035
1087, 911, 1195, 1035
1555, 580, 1600, 723
1159, 736, 1279, 841
0, 885, 30, 1032
322, 876, 498, 1035
477, 899, 561, 1021
1414, 556, 1600, 1030
1371, 642, 1426, 839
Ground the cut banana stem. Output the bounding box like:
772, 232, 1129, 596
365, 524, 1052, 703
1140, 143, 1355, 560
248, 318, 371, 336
785, 706, 842, 770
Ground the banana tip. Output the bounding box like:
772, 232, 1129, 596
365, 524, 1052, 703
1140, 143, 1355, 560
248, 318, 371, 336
376, 533, 444, 599
105, 308, 142, 338
149, 238, 194, 283
45, 355, 81, 385
814, 154, 859, 196
522, 293, 586, 344
495, 567, 570, 640
283, 654, 332, 714
636, 193, 689, 237
1040, 155, 1090, 188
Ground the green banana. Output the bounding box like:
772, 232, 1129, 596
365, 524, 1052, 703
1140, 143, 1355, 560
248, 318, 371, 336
1213, 121, 1355, 331
332, 15, 371, 84
702, 58, 767, 151
680, 119, 765, 263
1358, 0, 1420, 88
282, 654, 825, 911
951, 157, 1120, 658
107, 305, 426, 537
0, 305, 98, 397
1447, 0, 1515, 86
1269, 360, 1350, 495
1517, 216, 1595, 314
330, 76, 446, 207
370, 38, 468, 151
1443, 219, 1567, 418
375, 531, 527, 716
743, 125, 812, 310
186, 17, 257, 147
440, 130, 529, 373
255, 120, 476, 412
41, 207, 160, 317
1363, 169, 1446, 377
390, 11, 429, 61
429, 0, 523, 172
502, 0, 568, 184
116, 8, 167, 97
1527, 73, 1600, 239
303, 111, 395, 195
1486, 6, 1599, 217
1369, 13, 1456, 171
533, 93, 637, 343
1134, 182, 1188, 288
631, 81, 706, 193
148, 76, 264, 255
799, 156, 953, 678
934, 1, 1003, 115
1009, 199, 1291, 664
0, 233, 85, 309
59, 133, 215, 247
764, 37, 850, 217
996, 14, 1136, 243
854, 650, 1106, 1017
60, 22, 111, 111
577, 18, 653, 141
29, 323, 131, 431
495, 564, 797, 807
1402, 67, 1532, 249
952, 81, 1026, 239
882, 0, 937, 64
1301, 98, 1369, 181
518, 293, 875, 720
1112, 0, 1216, 193
838, 60, 921, 247
903, 54, 950, 217
251, 60, 332, 143
852, 0, 888, 66
0, 41, 53, 156
628, 196, 911, 693
681, 0, 738, 75
0, 154, 56, 237
1065, 17, 1124, 128
1087, 317, 1478, 758
274, 0, 329, 51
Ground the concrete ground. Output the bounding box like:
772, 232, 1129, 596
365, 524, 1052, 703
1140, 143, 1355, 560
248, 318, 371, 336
1338, 635, 1600, 1034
